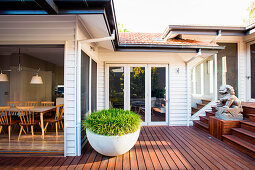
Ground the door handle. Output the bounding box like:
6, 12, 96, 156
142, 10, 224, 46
246, 76, 252, 80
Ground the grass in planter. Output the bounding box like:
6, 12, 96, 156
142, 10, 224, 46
82, 108, 142, 136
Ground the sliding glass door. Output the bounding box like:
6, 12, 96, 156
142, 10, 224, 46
249, 43, 255, 101
106, 64, 168, 125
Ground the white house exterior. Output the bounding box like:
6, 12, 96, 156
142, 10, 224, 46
0, 0, 254, 156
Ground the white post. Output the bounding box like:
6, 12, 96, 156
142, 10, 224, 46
186, 63, 191, 126
124, 66, 130, 110
213, 54, 218, 101
201, 63, 204, 96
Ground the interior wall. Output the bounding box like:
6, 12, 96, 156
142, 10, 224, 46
0, 52, 63, 106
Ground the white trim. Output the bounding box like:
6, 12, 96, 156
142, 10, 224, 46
186, 63, 191, 126
213, 54, 218, 101
200, 63, 204, 96
76, 42, 82, 156
124, 66, 130, 110
89, 57, 92, 113
145, 65, 151, 125
246, 41, 255, 102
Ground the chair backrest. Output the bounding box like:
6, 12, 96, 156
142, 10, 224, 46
16, 106, 35, 125
55, 104, 64, 120
0, 106, 11, 124
41, 101, 54, 106
8, 101, 21, 107
25, 101, 38, 107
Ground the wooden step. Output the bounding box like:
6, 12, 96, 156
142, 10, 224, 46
205, 111, 215, 117
191, 107, 199, 113
231, 128, 255, 145
248, 114, 255, 122
201, 99, 211, 105
199, 116, 209, 124
196, 103, 206, 109
223, 135, 255, 159
193, 120, 209, 133
241, 121, 255, 133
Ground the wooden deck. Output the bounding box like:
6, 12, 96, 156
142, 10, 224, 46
0, 126, 255, 169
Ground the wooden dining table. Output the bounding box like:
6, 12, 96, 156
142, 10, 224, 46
10, 106, 56, 139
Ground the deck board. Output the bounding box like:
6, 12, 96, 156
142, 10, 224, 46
0, 126, 255, 170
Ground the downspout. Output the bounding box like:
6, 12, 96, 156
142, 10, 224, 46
185, 49, 202, 126
210, 30, 221, 43
79, 30, 115, 43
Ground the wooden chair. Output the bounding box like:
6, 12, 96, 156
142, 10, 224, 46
43, 104, 64, 136
17, 106, 39, 140
8, 101, 21, 107
41, 101, 54, 106
25, 101, 38, 107
0, 106, 19, 141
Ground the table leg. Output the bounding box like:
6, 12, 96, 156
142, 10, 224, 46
40, 112, 44, 139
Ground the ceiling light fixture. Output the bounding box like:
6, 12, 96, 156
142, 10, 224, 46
0, 48, 43, 84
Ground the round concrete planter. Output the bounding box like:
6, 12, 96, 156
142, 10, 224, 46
86, 128, 140, 156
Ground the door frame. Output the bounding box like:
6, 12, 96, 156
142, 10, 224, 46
105, 63, 169, 126
246, 41, 255, 102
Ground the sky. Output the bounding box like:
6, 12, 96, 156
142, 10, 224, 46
114, 0, 254, 33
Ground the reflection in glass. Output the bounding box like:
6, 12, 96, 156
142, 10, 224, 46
109, 67, 124, 108
130, 67, 145, 121
151, 67, 166, 122
251, 44, 255, 98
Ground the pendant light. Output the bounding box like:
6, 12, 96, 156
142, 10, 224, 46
30, 72, 43, 84
0, 71, 8, 82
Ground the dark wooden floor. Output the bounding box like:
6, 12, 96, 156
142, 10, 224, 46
0, 126, 255, 169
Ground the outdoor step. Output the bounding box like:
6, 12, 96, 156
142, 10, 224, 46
248, 114, 255, 122
222, 135, 255, 159
193, 120, 209, 133
201, 99, 211, 105
199, 116, 209, 124
231, 128, 255, 145
241, 121, 255, 133
196, 103, 206, 109
192, 107, 199, 113
205, 111, 215, 117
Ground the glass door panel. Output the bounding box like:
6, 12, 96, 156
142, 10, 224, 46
109, 67, 124, 109
251, 44, 255, 99
151, 67, 166, 122
130, 67, 145, 122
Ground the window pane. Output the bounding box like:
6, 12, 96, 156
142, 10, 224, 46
130, 67, 145, 122
109, 67, 124, 109
151, 67, 166, 122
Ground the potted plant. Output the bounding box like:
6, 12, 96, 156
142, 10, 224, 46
82, 108, 142, 156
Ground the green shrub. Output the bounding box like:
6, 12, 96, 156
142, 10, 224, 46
82, 108, 142, 136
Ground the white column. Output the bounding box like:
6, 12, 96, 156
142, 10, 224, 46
213, 54, 218, 101
186, 63, 191, 126
200, 63, 204, 96
124, 66, 130, 110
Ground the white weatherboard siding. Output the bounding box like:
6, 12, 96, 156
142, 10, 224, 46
0, 15, 78, 156
97, 49, 202, 125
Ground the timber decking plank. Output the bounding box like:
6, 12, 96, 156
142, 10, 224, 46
140, 127, 162, 169
151, 127, 188, 169
129, 145, 138, 170
144, 127, 171, 169
191, 127, 255, 169
106, 155, 116, 170
147, 127, 179, 169
134, 136, 147, 170
115, 154, 123, 170
184, 127, 252, 170
160, 127, 204, 170
91, 152, 103, 170
0, 127, 255, 170
137, 132, 154, 169
123, 149, 131, 170
166, 127, 217, 169
176, 126, 238, 170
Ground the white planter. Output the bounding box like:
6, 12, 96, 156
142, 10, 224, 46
86, 128, 140, 156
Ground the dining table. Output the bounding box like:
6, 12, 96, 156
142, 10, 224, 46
10, 106, 56, 139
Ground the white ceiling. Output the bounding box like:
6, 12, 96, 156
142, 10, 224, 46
0, 46, 64, 66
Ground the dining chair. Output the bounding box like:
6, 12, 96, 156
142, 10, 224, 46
25, 101, 38, 107
0, 106, 19, 141
41, 101, 54, 106
16, 106, 39, 140
8, 101, 21, 107
43, 104, 64, 136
